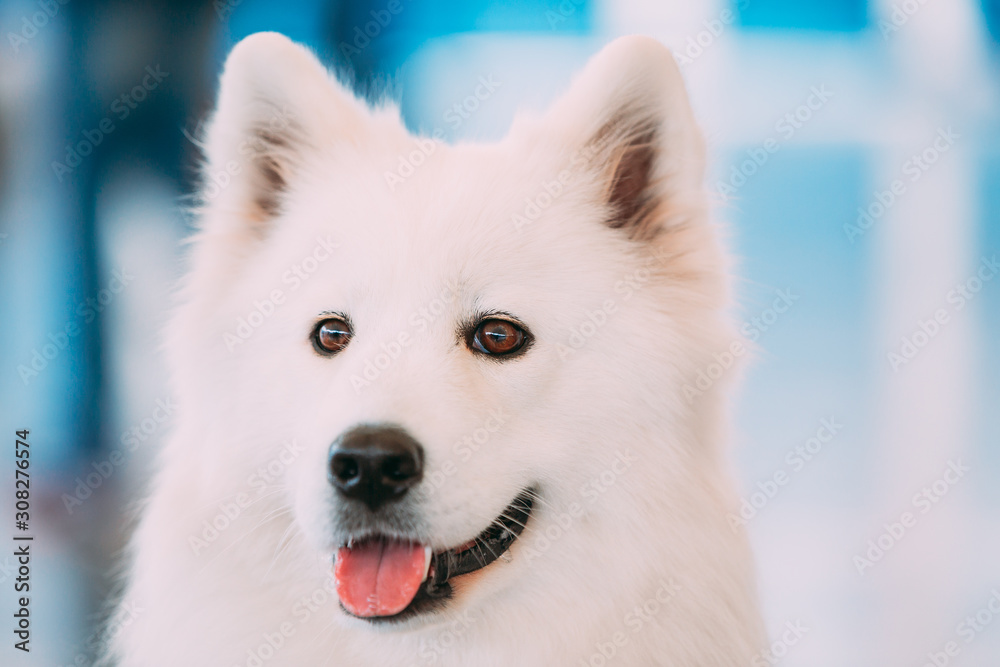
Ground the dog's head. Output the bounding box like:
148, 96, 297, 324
172, 33, 732, 627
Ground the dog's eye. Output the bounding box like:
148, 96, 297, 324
470, 319, 527, 357
313, 317, 352, 355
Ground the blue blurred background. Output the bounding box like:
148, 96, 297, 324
1, 0, 998, 664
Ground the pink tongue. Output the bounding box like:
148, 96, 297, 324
334, 539, 428, 618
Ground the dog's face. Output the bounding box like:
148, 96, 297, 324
175, 33, 726, 627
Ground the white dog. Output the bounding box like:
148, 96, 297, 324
102, 32, 765, 666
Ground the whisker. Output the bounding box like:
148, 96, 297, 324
473, 536, 498, 567
185, 488, 287, 516
494, 512, 530, 531
196, 506, 294, 574
262, 520, 301, 582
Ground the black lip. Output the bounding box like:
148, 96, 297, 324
341, 488, 536, 624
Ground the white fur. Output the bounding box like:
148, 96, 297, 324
103, 33, 765, 666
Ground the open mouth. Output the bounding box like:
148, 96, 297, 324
333, 489, 535, 622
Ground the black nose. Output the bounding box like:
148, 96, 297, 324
329, 425, 424, 511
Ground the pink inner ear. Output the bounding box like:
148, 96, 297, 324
606, 131, 657, 233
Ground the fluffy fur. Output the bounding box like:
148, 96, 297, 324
103, 33, 765, 666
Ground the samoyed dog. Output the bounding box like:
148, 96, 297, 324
103, 32, 765, 666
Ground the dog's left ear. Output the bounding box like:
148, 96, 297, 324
199, 32, 375, 239
537, 36, 705, 241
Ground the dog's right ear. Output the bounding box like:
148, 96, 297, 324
198, 32, 371, 240
527, 36, 706, 244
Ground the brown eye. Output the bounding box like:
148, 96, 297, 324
471, 319, 527, 357
313, 317, 352, 355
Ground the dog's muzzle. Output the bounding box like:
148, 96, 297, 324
327, 424, 536, 621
